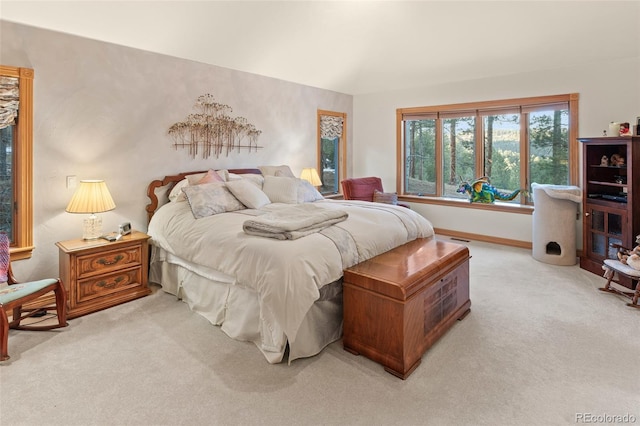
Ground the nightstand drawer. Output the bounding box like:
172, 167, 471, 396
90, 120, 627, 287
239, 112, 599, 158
77, 268, 142, 304
77, 246, 142, 278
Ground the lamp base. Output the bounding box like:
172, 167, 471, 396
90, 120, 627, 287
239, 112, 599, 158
82, 214, 102, 240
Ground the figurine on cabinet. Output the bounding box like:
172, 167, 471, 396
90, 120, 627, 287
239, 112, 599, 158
610, 153, 625, 167
620, 122, 631, 136
600, 155, 609, 166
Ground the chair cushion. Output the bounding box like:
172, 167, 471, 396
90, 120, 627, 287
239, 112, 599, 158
603, 259, 640, 278
0, 278, 59, 304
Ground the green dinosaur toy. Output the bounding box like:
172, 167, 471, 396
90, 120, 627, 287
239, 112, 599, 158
456, 176, 522, 203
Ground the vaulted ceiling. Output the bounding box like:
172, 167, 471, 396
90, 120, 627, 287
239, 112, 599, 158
2, 1, 639, 95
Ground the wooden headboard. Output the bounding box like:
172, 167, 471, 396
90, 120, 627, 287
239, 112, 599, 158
146, 168, 262, 223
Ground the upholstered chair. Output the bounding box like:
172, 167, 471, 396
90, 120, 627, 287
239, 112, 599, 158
341, 177, 409, 208
0, 233, 68, 361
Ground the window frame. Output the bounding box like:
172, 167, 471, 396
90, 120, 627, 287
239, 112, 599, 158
1, 65, 34, 260
396, 94, 579, 214
317, 109, 347, 196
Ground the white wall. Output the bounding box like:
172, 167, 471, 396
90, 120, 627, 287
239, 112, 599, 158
1, 21, 353, 279
3, 20, 639, 279
352, 57, 640, 246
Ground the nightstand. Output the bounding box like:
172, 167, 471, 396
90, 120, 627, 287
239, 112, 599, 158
56, 231, 151, 319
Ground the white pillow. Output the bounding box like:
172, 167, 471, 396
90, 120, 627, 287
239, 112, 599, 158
182, 182, 245, 219
228, 173, 264, 188
262, 176, 299, 204
168, 178, 190, 202
298, 180, 324, 203
259, 165, 295, 178
226, 179, 271, 209
240, 174, 264, 188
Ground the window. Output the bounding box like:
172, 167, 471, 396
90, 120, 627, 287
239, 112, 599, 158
0, 65, 34, 260
398, 94, 578, 208
317, 110, 346, 195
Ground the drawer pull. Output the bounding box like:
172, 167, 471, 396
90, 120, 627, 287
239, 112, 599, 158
96, 276, 124, 289
97, 254, 124, 266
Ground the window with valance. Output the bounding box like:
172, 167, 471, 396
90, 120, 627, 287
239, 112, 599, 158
0, 65, 34, 260
317, 110, 347, 195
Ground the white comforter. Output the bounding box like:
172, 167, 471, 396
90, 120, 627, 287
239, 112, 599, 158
148, 199, 434, 352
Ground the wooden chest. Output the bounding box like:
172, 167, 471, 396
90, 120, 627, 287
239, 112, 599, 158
343, 237, 471, 379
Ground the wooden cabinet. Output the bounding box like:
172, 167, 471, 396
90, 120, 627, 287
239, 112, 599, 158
579, 136, 640, 289
56, 231, 151, 318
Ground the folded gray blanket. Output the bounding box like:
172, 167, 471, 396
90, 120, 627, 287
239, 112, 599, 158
243, 204, 348, 240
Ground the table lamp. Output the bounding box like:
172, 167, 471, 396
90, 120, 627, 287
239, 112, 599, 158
300, 168, 322, 188
65, 180, 116, 240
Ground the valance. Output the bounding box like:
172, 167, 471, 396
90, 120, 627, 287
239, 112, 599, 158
320, 115, 343, 139
0, 76, 19, 130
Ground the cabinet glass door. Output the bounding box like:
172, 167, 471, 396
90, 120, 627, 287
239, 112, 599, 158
586, 204, 625, 260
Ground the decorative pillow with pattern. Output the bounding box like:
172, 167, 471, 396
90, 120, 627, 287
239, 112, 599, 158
226, 179, 271, 209
182, 182, 245, 219
373, 189, 398, 205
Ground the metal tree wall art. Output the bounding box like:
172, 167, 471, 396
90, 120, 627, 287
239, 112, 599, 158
168, 94, 262, 159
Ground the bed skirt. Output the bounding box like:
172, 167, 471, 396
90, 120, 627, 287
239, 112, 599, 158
149, 248, 343, 364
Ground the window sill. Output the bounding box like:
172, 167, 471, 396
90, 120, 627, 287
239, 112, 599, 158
398, 195, 534, 215
10, 246, 35, 261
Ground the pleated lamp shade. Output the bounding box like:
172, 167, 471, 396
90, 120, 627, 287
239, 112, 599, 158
300, 168, 322, 187
66, 180, 116, 240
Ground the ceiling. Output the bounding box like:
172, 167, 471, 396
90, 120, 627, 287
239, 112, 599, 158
2, 1, 639, 95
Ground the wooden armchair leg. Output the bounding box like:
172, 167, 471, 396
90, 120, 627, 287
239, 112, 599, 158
599, 267, 615, 293
11, 306, 23, 328
54, 282, 68, 327
629, 284, 640, 308
1, 309, 10, 361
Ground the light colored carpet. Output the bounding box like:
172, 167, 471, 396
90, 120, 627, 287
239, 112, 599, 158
1, 239, 638, 426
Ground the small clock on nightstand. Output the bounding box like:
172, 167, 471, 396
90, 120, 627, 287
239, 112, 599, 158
56, 230, 151, 319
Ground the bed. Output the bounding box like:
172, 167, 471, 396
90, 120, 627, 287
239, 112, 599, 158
145, 168, 434, 363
